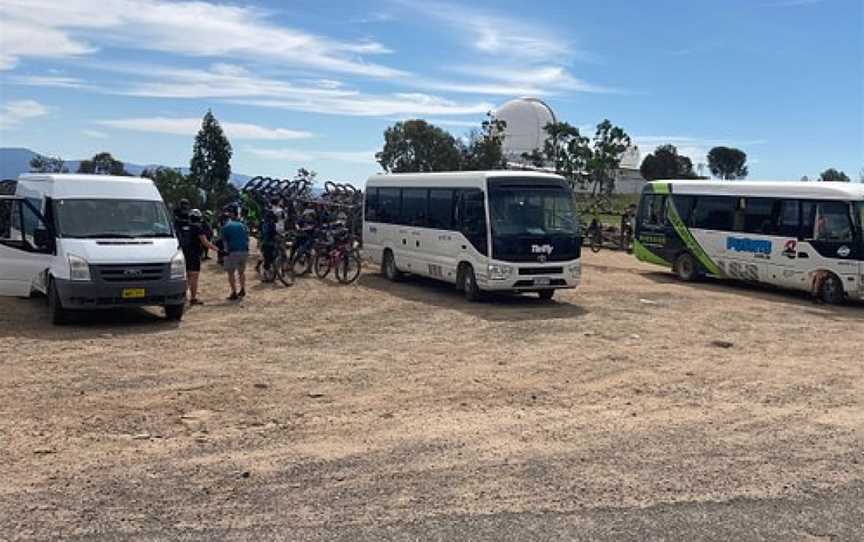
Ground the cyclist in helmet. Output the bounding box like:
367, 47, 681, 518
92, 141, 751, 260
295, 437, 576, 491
179, 209, 220, 305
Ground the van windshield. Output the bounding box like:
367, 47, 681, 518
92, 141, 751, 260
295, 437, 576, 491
54, 199, 173, 239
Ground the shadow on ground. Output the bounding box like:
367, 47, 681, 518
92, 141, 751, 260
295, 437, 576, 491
358, 272, 589, 322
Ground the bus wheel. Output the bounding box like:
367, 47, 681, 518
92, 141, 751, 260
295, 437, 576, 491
462, 265, 483, 302
538, 289, 555, 301
382, 250, 402, 282
674, 253, 699, 282
819, 273, 845, 305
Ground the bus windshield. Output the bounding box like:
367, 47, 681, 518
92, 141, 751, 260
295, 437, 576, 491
54, 199, 173, 238
859, 203, 864, 240
488, 186, 579, 237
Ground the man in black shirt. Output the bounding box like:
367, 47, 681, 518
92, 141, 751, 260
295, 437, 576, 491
179, 209, 219, 305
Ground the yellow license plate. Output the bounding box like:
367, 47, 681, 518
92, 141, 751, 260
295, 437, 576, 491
122, 288, 146, 299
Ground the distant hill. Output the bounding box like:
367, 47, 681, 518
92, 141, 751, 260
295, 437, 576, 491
0, 148, 253, 187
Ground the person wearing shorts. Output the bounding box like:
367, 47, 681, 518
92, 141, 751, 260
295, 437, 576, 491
180, 209, 219, 305
221, 208, 250, 301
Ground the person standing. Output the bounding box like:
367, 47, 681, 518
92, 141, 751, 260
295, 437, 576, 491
221, 208, 250, 301
180, 209, 220, 305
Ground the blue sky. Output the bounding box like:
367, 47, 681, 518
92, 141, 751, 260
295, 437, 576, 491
0, 0, 861, 182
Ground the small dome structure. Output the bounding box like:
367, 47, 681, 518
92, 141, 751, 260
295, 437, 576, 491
619, 145, 641, 169
493, 97, 557, 164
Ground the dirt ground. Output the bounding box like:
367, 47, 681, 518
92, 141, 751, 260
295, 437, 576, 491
1, 250, 862, 541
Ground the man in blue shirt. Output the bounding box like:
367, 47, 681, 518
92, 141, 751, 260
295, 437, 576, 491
221, 208, 250, 301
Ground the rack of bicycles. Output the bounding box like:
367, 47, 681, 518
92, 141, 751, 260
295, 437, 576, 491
240, 175, 364, 237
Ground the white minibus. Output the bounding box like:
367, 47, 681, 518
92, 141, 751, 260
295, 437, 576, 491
363, 171, 582, 301
0, 174, 187, 323
634, 180, 864, 303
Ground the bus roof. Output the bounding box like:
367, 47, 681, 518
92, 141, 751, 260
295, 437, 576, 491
649, 180, 864, 201
367, 170, 566, 187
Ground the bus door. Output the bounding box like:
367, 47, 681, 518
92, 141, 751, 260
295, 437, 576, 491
637, 192, 674, 262
425, 188, 459, 282
400, 188, 429, 275
801, 200, 863, 286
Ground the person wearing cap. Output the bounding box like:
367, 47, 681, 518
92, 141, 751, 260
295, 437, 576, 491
179, 209, 220, 305
221, 207, 250, 301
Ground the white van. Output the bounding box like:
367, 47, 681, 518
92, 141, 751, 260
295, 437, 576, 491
0, 174, 187, 324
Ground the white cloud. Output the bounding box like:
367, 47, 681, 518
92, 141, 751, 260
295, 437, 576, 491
0, 100, 50, 128
10, 75, 88, 89
96, 117, 314, 140
232, 93, 493, 117
633, 136, 768, 167
82, 129, 109, 139
0, 0, 402, 77
429, 66, 616, 96
395, 0, 580, 62
247, 147, 376, 165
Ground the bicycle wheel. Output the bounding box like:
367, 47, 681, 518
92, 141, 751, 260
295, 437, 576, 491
276, 253, 294, 287
291, 249, 313, 276
335, 250, 362, 284
590, 229, 602, 253
260, 261, 277, 283
314, 251, 332, 278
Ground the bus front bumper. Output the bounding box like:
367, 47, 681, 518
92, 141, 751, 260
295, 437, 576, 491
477, 261, 581, 291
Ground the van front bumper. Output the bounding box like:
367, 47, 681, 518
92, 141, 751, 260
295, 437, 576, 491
55, 278, 187, 309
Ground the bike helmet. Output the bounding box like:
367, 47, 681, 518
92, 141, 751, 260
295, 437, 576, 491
190, 209, 203, 218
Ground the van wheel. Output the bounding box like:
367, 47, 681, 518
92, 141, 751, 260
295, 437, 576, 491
462, 265, 483, 302
674, 253, 699, 282
382, 250, 402, 281
538, 289, 555, 301
48, 279, 69, 326
165, 304, 185, 321
819, 273, 845, 305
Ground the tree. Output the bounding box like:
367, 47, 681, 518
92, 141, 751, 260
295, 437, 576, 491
190, 110, 233, 213
707, 147, 748, 180
640, 145, 697, 181
521, 121, 590, 189
586, 119, 631, 196
462, 113, 507, 171
77, 152, 129, 175
29, 154, 67, 173
818, 168, 851, 183
376, 119, 462, 173
141, 167, 201, 210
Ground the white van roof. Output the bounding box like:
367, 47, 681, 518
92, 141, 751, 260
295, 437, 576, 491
17, 174, 163, 200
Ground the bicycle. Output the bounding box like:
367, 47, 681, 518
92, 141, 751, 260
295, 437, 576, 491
258, 234, 294, 287
313, 229, 362, 284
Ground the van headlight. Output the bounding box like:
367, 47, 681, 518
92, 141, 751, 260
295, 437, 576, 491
568, 264, 581, 278
170, 250, 187, 280
488, 264, 513, 281
68, 254, 92, 282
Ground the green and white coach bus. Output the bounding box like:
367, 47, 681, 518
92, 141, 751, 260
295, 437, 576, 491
634, 180, 864, 303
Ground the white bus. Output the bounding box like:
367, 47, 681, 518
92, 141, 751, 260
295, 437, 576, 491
634, 180, 864, 303
363, 171, 582, 301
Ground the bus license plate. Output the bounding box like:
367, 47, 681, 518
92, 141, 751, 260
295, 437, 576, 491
534, 278, 550, 286
122, 288, 146, 299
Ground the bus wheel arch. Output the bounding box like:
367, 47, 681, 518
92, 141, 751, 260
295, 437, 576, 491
674, 252, 701, 282
382, 248, 402, 281
815, 270, 845, 304
457, 262, 482, 302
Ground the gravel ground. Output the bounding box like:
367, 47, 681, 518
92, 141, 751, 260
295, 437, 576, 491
1, 250, 862, 541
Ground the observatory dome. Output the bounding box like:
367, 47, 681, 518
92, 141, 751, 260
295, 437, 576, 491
493, 97, 557, 163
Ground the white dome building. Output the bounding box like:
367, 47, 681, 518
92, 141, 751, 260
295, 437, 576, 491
493, 97, 557, 164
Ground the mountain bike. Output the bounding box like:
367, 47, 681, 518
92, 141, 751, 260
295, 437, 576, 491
313, 233, 362, 284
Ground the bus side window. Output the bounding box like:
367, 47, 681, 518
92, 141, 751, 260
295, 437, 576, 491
776, 200, 800, 238
378, 188, 400, 224
671, 195, 695, 225
428, 189, 453, 229
401, 188, 428, 227
364, 188, 379, 221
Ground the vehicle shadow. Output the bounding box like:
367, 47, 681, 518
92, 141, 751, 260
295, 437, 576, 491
0, 297, 180, 340
358, 272, 589, 322
642, 271, 864, 321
